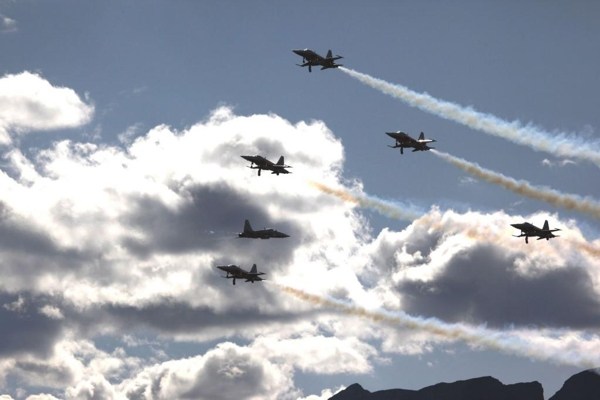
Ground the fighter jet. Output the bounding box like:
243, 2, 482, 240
241, 155, 291, 176
385, 131, 436, 154
238, 219, 289, 239
292, 49, 343, 72
216, 264, 266, 285
511, 220, 561, 244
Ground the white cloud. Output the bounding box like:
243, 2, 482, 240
297, 386, 345, 400
252, 335, 378, 374
39, 305, 64, 320
119, 342, 298, 400
0, 14, 17, 33
0, 107, 374, 395
541, 158, 577, 168
0, 72, 94, 143
0, 107, 599, 396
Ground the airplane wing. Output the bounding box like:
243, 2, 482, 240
511, 222, 541, 233
386, 132, 415, 144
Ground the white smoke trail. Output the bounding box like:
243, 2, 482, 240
309, 180, 423, 221
340, 67, 600, 167
274, 283, 600, 368
431, 149, 600, 219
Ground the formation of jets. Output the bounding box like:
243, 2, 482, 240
216, 219, 288, 284
238, 219, 289, 239
216, 264, 266, 285
217, 156, 292, 284
293, 49, 343, 73
241, 155, 291, 176
385, 131, 436, 154
511, 220, 561, 244
218, 47, 566, 285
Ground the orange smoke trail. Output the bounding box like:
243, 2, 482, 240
565, 238, 600, 258
431, 150, 600, 220
273, 282, 600, 368
309, 180, 423, 222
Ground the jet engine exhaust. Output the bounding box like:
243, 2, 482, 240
431, 150, 600, 220
340, 67, 600, 168
272, 282, 600, 369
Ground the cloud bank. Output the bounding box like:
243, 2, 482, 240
0, 106, 598, 398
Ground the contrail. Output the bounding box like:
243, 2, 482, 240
340, 67, 600, 167
309, 180, 423, 221
431, 150, 600, 220
273, 283, 600, 368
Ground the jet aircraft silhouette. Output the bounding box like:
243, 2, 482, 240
241, 155, 291, 176
292, 49, 343, 72
216, 264, 266, 285
385, 131, 436, 154
511, 220, 560, 244
238, 219, 289, 239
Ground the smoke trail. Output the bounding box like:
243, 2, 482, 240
431, 150, 600, 220
309, 180, 423, 221
566, 238, 600, 258
340, 67, 600, 167
273, 282, 600, 368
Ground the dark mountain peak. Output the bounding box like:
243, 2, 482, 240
330, 383, 371, 400
418, 376, 542, 400
550, 368, 600, 400
328, 376, 543, 400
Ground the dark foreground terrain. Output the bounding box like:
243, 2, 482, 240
329, 368, 600, 400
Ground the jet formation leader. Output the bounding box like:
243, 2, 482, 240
292, 49, 343, 72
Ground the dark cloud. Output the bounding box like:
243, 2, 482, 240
0, 203, 60, 256
397, 244, 600, 329
121, 184, 299, 265
0, 202, 111, 287
88, 298, 317, 338
0, 292, 64, 357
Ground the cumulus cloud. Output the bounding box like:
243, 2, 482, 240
0, 107, 376, 396
0, 106, 598, 397
0, 72, 94, 143
119, 342, 297, 400
251, 335, 378, 375
364, 209, 600, 329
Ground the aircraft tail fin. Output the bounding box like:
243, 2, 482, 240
419, 132, 425, 140
543, 220, 549, 230
250, 264, 258, 274
244, 219, 253, 233
276, 156, 285, 166
326, 49, 333, 58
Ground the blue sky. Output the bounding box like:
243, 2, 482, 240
0, 1, 599, 399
